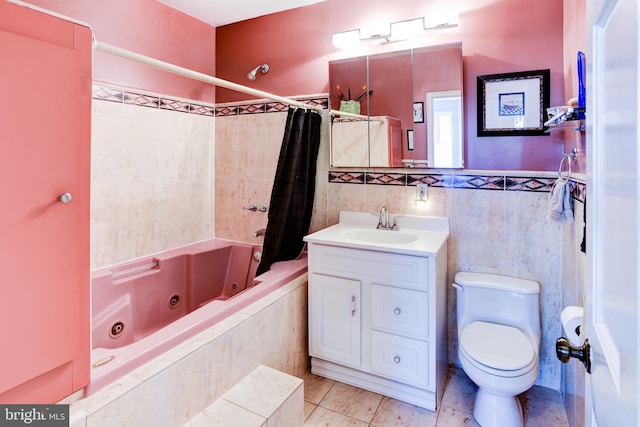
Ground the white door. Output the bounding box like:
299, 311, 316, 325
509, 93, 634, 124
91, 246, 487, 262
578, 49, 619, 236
585, 0, 638, 424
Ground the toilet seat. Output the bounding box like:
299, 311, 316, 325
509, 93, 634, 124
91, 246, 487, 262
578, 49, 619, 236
459, 321, 536, 377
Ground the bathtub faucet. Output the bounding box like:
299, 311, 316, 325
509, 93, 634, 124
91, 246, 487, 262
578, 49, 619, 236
253, 228, 266, 238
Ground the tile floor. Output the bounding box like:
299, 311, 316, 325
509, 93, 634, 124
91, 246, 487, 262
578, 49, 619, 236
301, 366, 570, 426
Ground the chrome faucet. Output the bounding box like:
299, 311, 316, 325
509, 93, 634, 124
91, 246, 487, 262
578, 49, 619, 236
374, 206, 399, 230
253, 227, 266, 238
377, 206, 389, 229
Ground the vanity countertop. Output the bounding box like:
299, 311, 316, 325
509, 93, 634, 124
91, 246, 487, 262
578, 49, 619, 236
304, 211, 449, 256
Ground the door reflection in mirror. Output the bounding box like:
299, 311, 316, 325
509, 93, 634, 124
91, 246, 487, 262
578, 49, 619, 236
427, 90, 463, 168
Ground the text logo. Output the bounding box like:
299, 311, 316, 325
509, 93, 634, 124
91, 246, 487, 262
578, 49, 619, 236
0, 405, 68, 426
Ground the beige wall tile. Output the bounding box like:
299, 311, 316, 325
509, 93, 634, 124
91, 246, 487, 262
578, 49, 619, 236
91, 100, 214, 269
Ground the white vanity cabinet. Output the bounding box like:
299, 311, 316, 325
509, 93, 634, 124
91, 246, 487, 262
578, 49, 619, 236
305, 213, 449, 411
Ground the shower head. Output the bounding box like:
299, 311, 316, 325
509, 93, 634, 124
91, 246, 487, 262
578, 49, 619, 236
247, 64, 269, 80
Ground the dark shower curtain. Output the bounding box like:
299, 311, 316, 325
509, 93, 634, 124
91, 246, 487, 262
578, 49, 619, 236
256, 107, 322, 276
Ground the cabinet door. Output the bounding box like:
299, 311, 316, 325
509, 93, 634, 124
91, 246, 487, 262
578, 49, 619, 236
0, 3, 91, 403
309, 274, 361, 368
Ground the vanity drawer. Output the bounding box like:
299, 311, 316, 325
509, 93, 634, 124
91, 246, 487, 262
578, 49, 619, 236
370, 331, 429, 389
370, 284, 428, 340
311, 245, 429, 291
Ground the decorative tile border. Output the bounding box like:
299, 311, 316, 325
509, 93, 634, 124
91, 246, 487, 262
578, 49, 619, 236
215, 97, 329, 117
123, 92, 160, 108
239, 103, 266, 115
328, 171, 365, 184
92, 85, 124, 103
92, 84, 215, 116
93, 84, 329, 118
504, 177, 556, 192
366, 173, 407, 186
215, 105, 238, 116
408, 174, 454, 188
452, 174, 506, 190
330, 170, 585, 198
571, 181, 586, 203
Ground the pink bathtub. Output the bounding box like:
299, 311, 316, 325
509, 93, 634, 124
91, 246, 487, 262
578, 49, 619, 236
87, 239, 307, 395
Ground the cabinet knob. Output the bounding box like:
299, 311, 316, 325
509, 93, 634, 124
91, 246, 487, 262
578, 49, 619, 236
393, 355, 401, 364
393, 307, 401, 315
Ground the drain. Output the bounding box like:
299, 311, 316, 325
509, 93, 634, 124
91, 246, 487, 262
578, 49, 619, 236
110, 321, 125, 338
168, 294, 180, 308
232, 283, 238, 290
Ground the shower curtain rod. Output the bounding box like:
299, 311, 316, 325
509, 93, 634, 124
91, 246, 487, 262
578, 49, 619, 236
94, 41, 367, 119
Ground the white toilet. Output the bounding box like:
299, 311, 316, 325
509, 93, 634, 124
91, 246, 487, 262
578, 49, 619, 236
453, 272, 541, 427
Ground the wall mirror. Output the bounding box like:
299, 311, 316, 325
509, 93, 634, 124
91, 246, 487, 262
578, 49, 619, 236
329, 42, 463, 168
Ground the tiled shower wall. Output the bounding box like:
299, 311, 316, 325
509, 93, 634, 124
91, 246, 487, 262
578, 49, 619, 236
91, 86, 584, 393
91, 86, 216, 269
213, 97, 329, 243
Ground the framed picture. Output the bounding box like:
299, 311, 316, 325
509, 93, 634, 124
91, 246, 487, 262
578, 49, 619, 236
412, 102, 424, 123
477, 69, 550, 136
407, 129, 414, 150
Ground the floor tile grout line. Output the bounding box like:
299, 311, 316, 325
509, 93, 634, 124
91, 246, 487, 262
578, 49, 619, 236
368, 395, 385, 426
304, 403, 317, 423
315, 379, 336, 408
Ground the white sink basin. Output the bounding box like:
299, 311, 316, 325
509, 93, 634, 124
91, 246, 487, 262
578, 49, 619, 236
304, 211, 450, 256
340, 228, 418, 244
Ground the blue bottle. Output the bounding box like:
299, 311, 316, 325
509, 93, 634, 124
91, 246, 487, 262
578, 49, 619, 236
577, 51, 586, 119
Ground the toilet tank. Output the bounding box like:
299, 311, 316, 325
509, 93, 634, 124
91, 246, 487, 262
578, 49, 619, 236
453, 272, 541, 341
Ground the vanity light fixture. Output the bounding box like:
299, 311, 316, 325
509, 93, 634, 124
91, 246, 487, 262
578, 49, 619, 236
425, 11, 459, 30
359, 22, 391, 40
332, 29, 361, 48
389, 18, 425, 42
332, 14, 458, 48
414, 183, 428, 207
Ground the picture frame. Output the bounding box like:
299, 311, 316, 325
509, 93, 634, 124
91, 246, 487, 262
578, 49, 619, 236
412, 101, 424, 123
476, 69, 550, 136
407, 129, 414, 150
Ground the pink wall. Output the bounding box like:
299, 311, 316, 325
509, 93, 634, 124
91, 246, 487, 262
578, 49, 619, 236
216, 0, 566, 171
24, 0, 217, 102
563, 0, 587, 175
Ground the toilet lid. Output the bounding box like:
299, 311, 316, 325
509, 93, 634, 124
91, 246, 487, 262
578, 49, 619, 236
460, 321, 535, 371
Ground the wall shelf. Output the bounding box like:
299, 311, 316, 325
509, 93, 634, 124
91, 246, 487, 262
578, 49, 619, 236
545, 107, 585, 133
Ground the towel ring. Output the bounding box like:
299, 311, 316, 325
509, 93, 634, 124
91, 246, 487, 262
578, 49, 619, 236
559, 148, 578, 180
